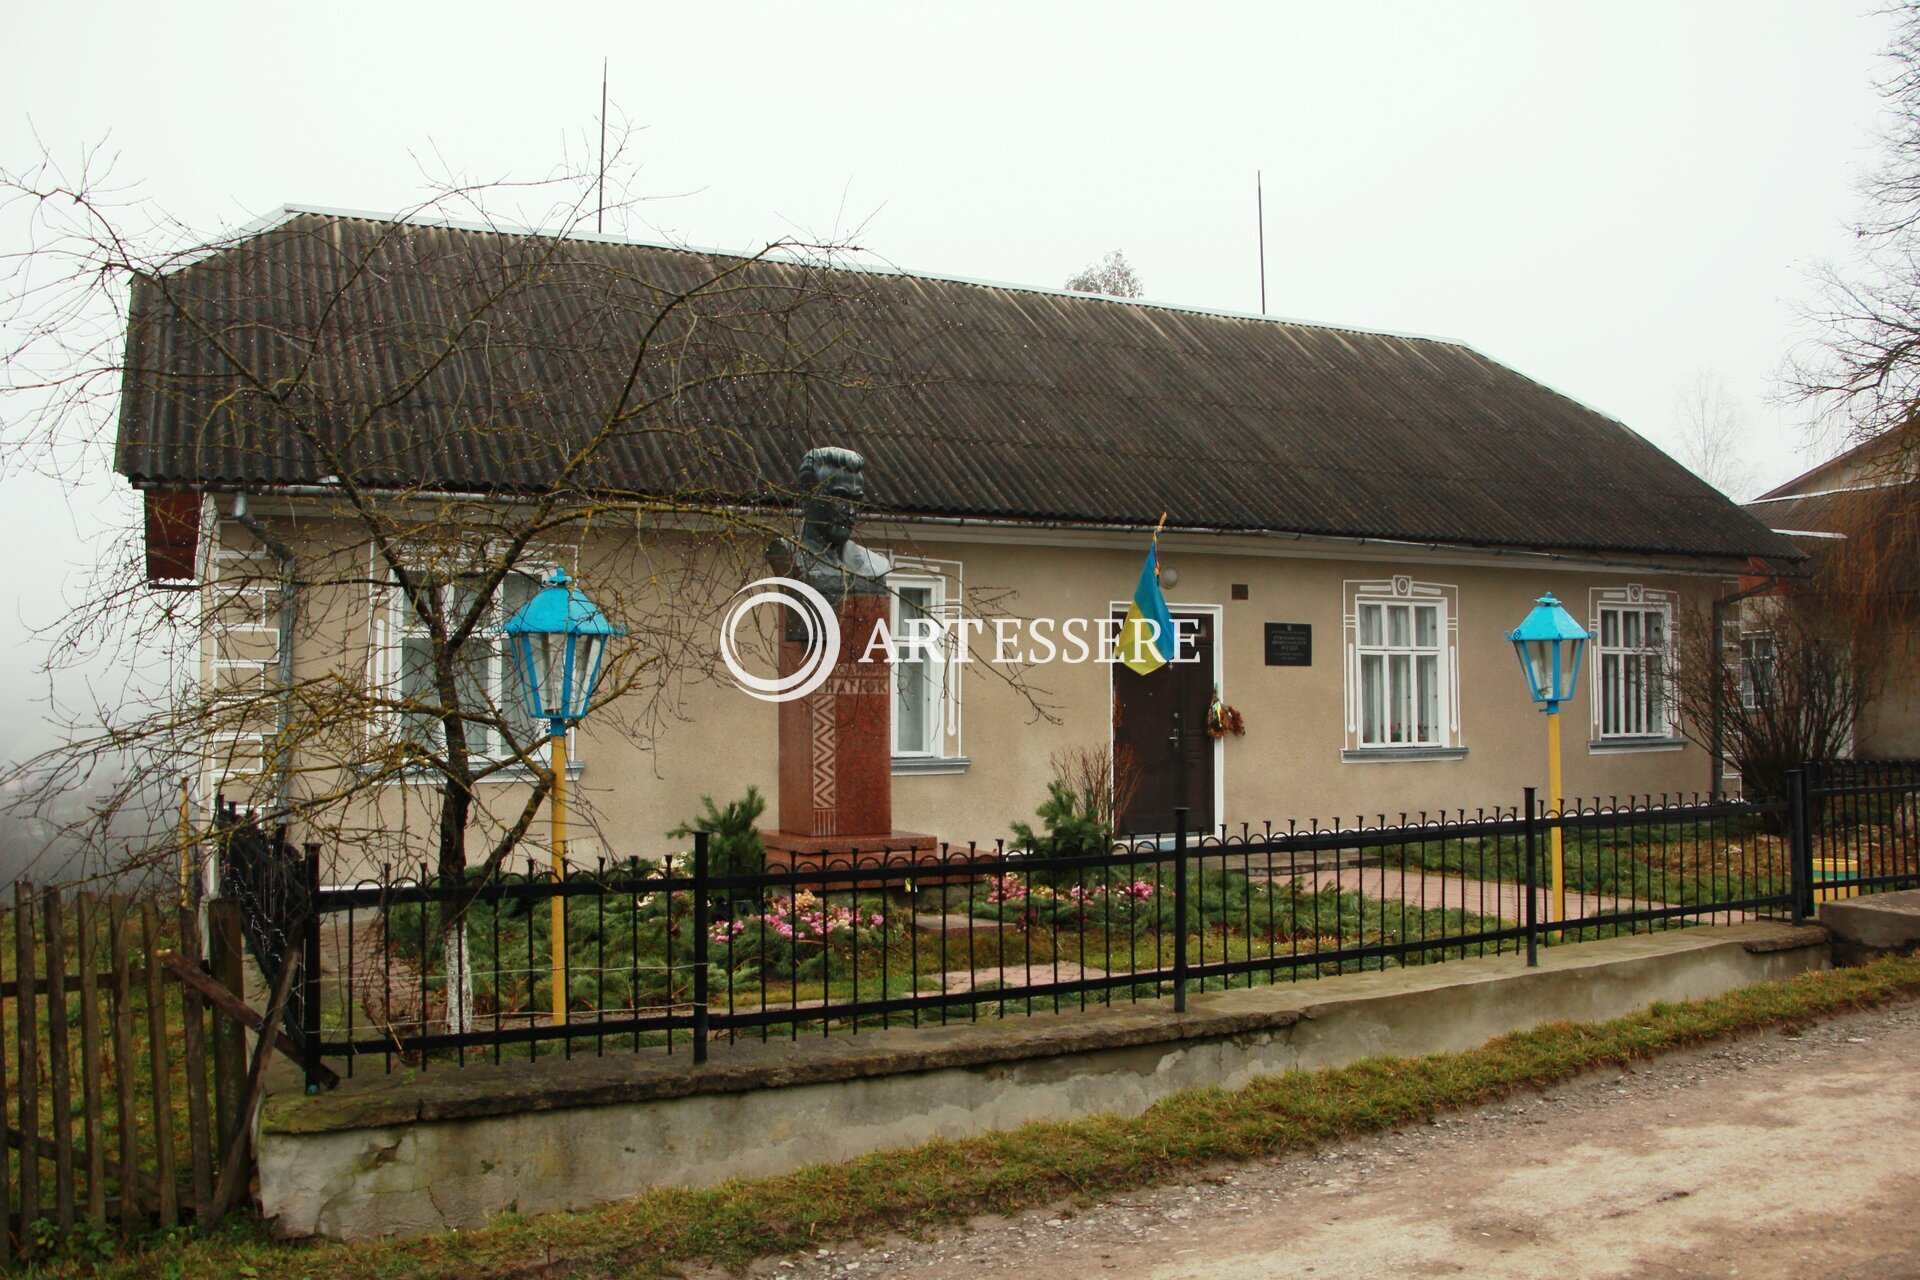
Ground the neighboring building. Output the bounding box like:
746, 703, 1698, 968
117, 209, 1802, 876
1743, 437, 1920, 757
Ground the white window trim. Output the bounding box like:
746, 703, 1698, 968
888, 556, 966, 772
370, 544, 582, 775
1587, 584, 1681, 745
1342, 576, 1463, 759
1739, 631, 1777, 713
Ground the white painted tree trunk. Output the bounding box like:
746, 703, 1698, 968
443, 917, 475, 1034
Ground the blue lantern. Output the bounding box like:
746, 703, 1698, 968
503, 568, 624, 732
1504, 594, 1590, 712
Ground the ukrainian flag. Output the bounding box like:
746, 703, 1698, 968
1119, 524, 1176, 676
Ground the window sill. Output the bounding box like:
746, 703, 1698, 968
1341, 746, 1468, 764
1588, 737, 1687, 754
892, 755, 971, 776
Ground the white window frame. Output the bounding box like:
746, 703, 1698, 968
374, 550, 575, 769
1739, 632, 1777, 712
1342, 577, 1462, 757
888, 557, 965, 771
1588, 585, 1679, 741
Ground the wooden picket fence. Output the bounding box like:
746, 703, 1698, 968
0, 882, 250, 1263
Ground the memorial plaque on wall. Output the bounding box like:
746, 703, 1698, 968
1264, 622, 1311, 667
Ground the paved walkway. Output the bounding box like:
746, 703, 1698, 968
1264, 864, 1750, 925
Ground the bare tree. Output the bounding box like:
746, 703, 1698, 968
0, 140, 901, 1028
1669, 370, 1760, 501
0, 141, 1059, 1032
1064, 249, 1144, 299
1792, 0, 1920, 455
1674, 589, 1880, 807
1048, 742, 1140, 832
1672, 484, 1909, 802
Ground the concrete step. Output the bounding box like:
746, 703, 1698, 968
1818, 888, 1920, 962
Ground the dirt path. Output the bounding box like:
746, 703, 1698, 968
743, 996, 1920, 1280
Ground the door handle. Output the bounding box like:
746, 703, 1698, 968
1168, 711, 1183, 754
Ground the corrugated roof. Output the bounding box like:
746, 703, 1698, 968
1744, 485, 1920, 594
1744, 490, 1862, 537
116, 210, 1799, 562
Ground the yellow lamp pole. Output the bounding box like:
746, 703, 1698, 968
1506, 593, 1589, 944
1546, 703, 1565, 928
550, 727, 568, 1027
504, 568, 621, 1034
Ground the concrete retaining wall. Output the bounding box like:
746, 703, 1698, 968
259, 921, 1829, 1240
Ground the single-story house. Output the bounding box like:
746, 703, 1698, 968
1743, 436, 1920, 757
117, 208, 1802, 876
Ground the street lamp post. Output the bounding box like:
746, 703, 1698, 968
504, 568, 623, 1027
1504, 594, 1591, 929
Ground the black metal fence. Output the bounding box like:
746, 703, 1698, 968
269, 763, 1918, 1091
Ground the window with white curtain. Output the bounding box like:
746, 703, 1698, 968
1356, 598, 1445, 747
1591, 588, 1677, 739
1343, 577, 1460, 756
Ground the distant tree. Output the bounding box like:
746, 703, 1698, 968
1670, 371, 1759, 501
1793, 0, 1920, 453
1767, 1, 1920, 788
1064, 250, 1143, 299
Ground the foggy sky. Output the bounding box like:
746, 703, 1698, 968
0, 0, 1894, 763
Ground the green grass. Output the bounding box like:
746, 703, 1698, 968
1403, 823, 1790, 906
40, 951, 1920, 1280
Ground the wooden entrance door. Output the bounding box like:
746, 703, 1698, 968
1113, 611, 1215, 837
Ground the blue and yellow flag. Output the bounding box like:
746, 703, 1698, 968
1119, 519, 1177, 675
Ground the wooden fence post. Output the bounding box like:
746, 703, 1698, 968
140, 902, 178, 1227
206, 900, 247, 1156
14, 883, 40, 1242
107, 898, 140, 1224
176, 902, 213, 1218
0, 896, 13, 1265
206, 940, 304, 1225
75, 893, 106, 1226
42, 889, 73, 1229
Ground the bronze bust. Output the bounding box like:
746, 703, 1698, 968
770, 446, 891, 602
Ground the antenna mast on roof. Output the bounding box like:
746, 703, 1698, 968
1256, 170, 1267, 315
597, 57, 608, 233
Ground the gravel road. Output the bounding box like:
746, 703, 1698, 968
732, 996, 1920, 1280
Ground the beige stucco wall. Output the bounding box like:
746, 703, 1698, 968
1858, 628, 1920, 758
866, 529, 1723, 844
202, 510, 1736, 881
